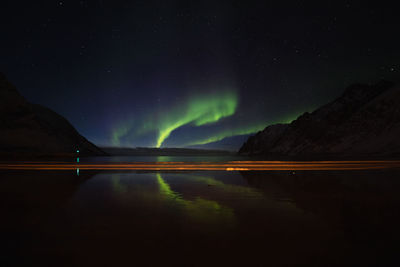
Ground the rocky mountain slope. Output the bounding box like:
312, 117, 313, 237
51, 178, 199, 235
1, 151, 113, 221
0, 73, 105, 157
239, 81, 400, 158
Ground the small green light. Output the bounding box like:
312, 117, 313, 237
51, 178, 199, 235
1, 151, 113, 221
77, 157, 80, 163
76, 149, 80, 153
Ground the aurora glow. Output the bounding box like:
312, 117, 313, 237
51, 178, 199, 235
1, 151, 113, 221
181, 111, 306, 147
109, 94, 310, 149
155, 91, 237, 147
183, 122, 268, 147
111, 90, 239, 148
5, 2, 399, 150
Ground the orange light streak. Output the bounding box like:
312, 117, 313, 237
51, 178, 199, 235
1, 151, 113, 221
0, 161, 399, 171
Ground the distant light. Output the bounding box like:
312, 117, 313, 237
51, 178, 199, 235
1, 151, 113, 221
77, 168, 80, 176
76, 149, 80, 153
77, 157, 80, 163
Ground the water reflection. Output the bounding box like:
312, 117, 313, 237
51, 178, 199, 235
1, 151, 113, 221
240, 170, 400, 266
110, 172, 236, 226
0, 170, 97, 266
1, 169, 400, 266
156, 173, 235, 225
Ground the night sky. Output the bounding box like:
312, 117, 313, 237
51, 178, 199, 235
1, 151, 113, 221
1, 1, 399, 149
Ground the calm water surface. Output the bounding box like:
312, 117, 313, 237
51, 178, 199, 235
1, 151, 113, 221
83, 155, 248, 162
1, 166, 400, 266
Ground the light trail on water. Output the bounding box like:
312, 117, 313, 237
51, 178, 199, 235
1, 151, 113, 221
0, 161, 400, 171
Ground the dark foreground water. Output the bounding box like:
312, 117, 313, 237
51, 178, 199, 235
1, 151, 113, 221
1, 168, 400, 266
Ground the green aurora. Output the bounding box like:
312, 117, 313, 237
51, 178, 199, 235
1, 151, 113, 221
111, 90, 239, 147
154, 90, 238, 147
183, 122, 268, 147
110, 89, 309, 148
183, 111, 305, 147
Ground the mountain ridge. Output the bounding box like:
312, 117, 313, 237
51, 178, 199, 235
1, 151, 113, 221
0, 73, 106, 158
239, 80, 400, 159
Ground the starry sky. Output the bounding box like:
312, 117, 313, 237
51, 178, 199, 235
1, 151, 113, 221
1, 1, 399, 149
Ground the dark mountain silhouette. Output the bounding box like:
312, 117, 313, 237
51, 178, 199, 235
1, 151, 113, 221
0, 73, 105, 157
239, 80, 400, 158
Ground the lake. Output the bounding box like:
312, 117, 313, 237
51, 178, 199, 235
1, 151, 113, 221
1, 159, 400, 266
